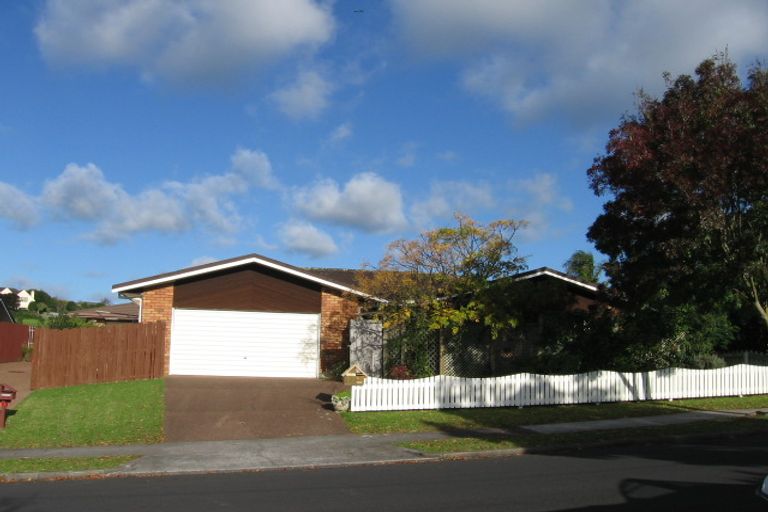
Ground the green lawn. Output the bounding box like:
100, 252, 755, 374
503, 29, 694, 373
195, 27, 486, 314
341, 394, 768, 434
0, 379, 164, 449
403, 416, 768, 454
0, 456, 138, 475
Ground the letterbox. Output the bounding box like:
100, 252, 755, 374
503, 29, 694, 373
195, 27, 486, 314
0, 384, 17, 429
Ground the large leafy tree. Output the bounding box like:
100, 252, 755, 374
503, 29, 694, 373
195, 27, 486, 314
587, 55, 768, 333
563, 250, 601, 284
357, 214, 528, 337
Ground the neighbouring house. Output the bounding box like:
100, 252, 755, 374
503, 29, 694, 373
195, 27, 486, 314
439, 267, 604, 376
511, 266, 600, 312
111, 254, 367, 379
70, 302, 140, 324
0, 288, 35, 310
343, 266, 604, 378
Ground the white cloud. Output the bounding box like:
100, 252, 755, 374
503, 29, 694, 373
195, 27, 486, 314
279, 220, 338, 257
391, 0, 768, 125
293, 172, 407, 233
328, 122, 353, 143
437, 150, 458, 162
270, 70, 333, 119
396, 142, 417, 168
515, 173, 573, 212
507, 172, 573, 240
42, 163, 122, 220
190, 256, 218, 266
35, 0, 334, 85
410, 181, 495, 227
0, 182, 39, 229
88, 187, 189, 244
36, 146, 276, 244
253, 234, 278, 251
230, 147, 278, 189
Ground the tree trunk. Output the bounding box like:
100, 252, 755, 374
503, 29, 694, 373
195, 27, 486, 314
745, 275, 768, 335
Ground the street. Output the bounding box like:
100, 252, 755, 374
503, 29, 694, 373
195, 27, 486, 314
1, 435, 766, 511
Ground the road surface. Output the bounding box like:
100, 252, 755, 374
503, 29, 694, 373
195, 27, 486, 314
1, 435, 766, 511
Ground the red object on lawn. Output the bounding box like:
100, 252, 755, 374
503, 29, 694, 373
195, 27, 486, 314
0, 384, 17, 428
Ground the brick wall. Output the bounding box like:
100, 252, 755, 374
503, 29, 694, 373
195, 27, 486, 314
141, 285, 175, 375
320, 289, 360, 373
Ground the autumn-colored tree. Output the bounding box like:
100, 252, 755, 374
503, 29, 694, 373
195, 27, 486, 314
587, 54, 768, 335
357, 214, 527, 337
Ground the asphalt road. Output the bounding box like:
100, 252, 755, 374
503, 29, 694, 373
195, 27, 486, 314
1, 436, 766, 511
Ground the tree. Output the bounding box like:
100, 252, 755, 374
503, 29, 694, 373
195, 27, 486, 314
357, 214, 528, 338
0, 293, 17, 312
32, 289, 58, 311
563, 250, 601, 284
587, 54, 768, 336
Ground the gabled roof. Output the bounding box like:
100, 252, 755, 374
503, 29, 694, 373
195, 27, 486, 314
513, 267, 599, 294
112, 253, 370, 297
71, 302, 139, 322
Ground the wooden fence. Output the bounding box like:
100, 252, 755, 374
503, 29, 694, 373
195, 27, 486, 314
0, 323, 30, 363
31, 322, 165, 389
350, 364, 768, 412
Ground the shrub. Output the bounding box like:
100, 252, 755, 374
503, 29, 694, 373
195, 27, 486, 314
44, 315, 89, 330
321, 360, 348, 381
685, 353, 727, 369
388, 364, 413, 380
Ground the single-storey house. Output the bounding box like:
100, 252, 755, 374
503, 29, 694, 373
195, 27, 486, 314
71, 302, 140, 324
111, 254, 366, 379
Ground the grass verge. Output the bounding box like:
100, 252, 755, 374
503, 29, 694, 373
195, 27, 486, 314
0, 379, 164, 449
403, 416, 768, 454
341, 394, 768, 434
0, 455, 138, 475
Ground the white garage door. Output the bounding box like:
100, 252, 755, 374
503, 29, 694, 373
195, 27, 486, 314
169, 309, 320, 378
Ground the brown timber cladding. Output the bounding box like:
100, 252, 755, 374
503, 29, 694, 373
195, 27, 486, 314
0, 323, 29, 363
173, 267, 321, 312
30, 322, 165, 389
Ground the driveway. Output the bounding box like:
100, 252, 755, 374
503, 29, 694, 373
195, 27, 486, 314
0, 361, 31, 407
164, 376, 349, 442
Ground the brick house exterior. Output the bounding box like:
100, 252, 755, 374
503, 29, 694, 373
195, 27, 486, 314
114, 254, 364, 377
140, 285, 176, 375
320, 290, 361, 372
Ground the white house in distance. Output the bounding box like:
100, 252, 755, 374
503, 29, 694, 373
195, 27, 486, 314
0, 288, 35, 310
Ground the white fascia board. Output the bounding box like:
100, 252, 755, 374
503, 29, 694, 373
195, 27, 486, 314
111, 256, 373, 298
515, 269, 598, 293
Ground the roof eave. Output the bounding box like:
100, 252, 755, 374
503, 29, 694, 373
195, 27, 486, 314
111, 255, 376, 300
513, 268, 599, 293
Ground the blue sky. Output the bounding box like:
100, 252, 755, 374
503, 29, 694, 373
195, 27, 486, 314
1, 1, 766, 301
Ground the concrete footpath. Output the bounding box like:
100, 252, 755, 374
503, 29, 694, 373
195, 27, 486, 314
0, 408, 764, 482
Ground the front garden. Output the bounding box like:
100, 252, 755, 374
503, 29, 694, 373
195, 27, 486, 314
0, 379, 164, 449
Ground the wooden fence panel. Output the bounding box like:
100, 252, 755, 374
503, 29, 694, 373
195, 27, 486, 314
0, 323, 30, 363
351, 364, 768, 412
30, 322, 165, 389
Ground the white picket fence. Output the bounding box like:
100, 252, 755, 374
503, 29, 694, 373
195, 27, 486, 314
350, 364, 768, 412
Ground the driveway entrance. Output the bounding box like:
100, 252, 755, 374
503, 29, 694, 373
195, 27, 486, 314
164, 376, 349, 442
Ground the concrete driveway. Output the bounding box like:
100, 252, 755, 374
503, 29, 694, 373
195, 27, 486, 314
164, 376, 349, 442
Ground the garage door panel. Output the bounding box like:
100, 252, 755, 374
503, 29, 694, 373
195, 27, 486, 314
170, 309, 320, 378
